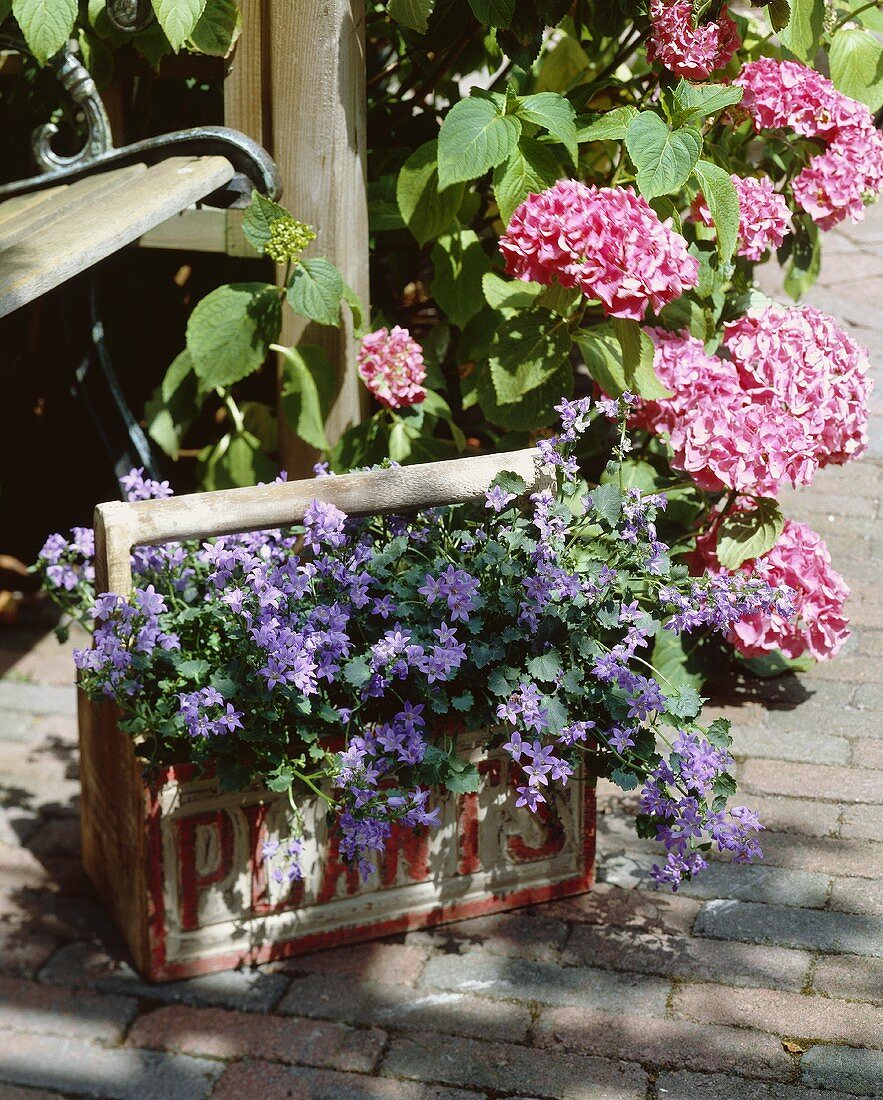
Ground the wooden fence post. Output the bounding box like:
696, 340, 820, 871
226, 0, 370, 478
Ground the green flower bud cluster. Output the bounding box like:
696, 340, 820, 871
264, 217, 317, 264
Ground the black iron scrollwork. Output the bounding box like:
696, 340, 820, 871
0, 31, 114, 174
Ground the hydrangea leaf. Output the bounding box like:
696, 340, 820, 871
488, 309, 571, 406
513, 92, 578, 163
152, 0, 207, 51
612, 317, 673, 401
431, 230, 493, 328
387, 0, 434, 32
278, 344, 334, 452
241, 191, 289, 253
438, 96, 522, 188
186, 283, 280, 389
691, 160, 740, 263
397, 140, 465, 246
198, 431, 277, 490
575, 105, 638, 143
829, 27, 883, 110
12, 0, 77, 63
287, 258, 346, 327
651, 629, 705, 692
671, 81, 743, 125
482, 272, 544, 311
573, 330, 626, 396
716, 499, 785, 570
189, 0, 241, 56
468, 0, 515, 26
493, 136, 561, 224
781, 216, 821, 300
626, 112, 702, 200
145, 350, 204, 460
739, 651, 816, 677
780, 0, 825, 63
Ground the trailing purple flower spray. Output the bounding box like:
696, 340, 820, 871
38, 396, 791, 890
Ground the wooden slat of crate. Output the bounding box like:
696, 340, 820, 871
0, 155, 235, 318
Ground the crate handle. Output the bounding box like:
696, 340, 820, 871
93, 448, 544, 595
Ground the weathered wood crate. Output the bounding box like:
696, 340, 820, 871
80, 451, 596, 981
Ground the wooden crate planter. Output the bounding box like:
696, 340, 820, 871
80, 451, 596, 981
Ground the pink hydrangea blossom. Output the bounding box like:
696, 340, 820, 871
500, 181, 699, 321
735, 57, 883, 229
792, 127, 883, 230
695, 517, 850, 661
632, 328, 743, 437
357, 326, 426, 409
693, 175, 791, 261
668, 398, 818, 496
723, 305, 872, 466
646, 0, 740, 80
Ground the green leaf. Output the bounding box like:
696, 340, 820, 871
0, 0, 13, 18
467, 0, 514, 25
768, 0, 790, 33
829, 27, 883, 110
612, 317, 673, 400
12, 0, 77, 63
528, 650, 562, 682
740, 650, 815, 677
241, 190, 289, 253
132, 20, 172, 69
671, 80, 743, 124
278, 344, 335, 452
514, 92, 578, 163
482, 272, 544, 310
610, 767, 639, 792
241, 401, 277, 453
691, 160, 740, 262
431, 230, 493, 328
396, 140, 464, 246
189, 0, 240, 55
493, 136, 561, 224
387, 0, 434, 31
573, 330, 626, 396
343, 656, 371, 687
451, 691, 475, 712
199, 431, 277, 489
438, 96, 522, 188
716, 499, 784, 570
186, 282, 280, 389
782, 216, 821, 300
625, 112, 702, 200
477, 356, 572, 429
780, 0, 825, 63
705, 718, 733, 749
444, 765, 482, 794
152, 0, 206, 51
78, 27, 113, 89
666, 684, 703, 720
590, 482, 622, 527
575, 105, 637, 143
342, 282, 366, 337
652, 629, 705, 692
488, 308, 571, 405
287, 258, 345, 327
145, 350, 204, 460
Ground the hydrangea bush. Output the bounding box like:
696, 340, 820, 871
40, 400, 792, 888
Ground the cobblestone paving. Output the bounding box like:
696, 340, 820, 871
0, 210, 881, 1098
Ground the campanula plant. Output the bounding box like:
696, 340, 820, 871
38, 398, 792, 889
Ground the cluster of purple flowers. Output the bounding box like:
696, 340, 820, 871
73, 586, 179, 695
39, 394, 789, 892
640, 731, 763, 888
179, 687, 244, 738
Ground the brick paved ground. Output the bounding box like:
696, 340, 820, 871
0, 210, 881, 1099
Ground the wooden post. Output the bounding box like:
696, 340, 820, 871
226, 0, 370, 478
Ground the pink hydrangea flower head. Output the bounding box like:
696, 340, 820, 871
500, 181, 699, 321
735, 58, 883, 229
723, 305, 872, 466
694, 174, 791, 261
695, 517, 850, 661
646, 0, 741, 80
668, 398, 818, 496
792, 125, 883, 230
357, 326, 427, 409
631, 328, 743, 437
734, 57, 843, 138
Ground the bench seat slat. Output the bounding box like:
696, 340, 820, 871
0, 154, 235, 317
